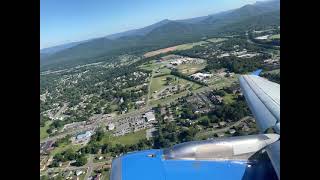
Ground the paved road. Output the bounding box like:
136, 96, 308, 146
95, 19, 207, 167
146, 69, 154, 107
53, 103, 68, 119
84, 155, 94, 180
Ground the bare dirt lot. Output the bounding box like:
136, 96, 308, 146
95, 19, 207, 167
144, 46, 179, 57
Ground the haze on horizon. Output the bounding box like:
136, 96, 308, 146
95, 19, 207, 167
41, 0, 269, 49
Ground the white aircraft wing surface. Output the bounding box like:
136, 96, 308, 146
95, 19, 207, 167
239, 75, 280, 133
239, 74, 280, 179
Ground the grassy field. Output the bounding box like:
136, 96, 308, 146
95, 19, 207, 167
79, 173, 86, 180
110, 104, 119, 111
139, 62, 157, 71
50, 143, 83, 156
40, 121, 52, 140
150, 74, 202, 94
150, 75, 168, 93
207, 78, 235, 89
196, 115, 209, 122
223, 93, 236, 104
268, 34, 280, 40
154, 67, 171, 76
174, 41, 208, 50
111, 129, 147, 145
149, 90, 190, 106
176, 63, 206, 75
143, 40, 209, 57
122, 84, 146, 92
103, 170, 110, 180
143, 37, 228, 58
93, 154, 112, 163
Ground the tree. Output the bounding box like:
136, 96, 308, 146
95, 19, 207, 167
40, 175, 49, 180
101, 144, 110, 154
72, 156, 87, 167
103, 105, 112, 114
46, 128, 52, 134
53, 135, 71, 147
91, 128, 105, 142
40, 115, 50, 127
166, 77, 173, 81
198, 116, 210, 126
48, 160, 60, 168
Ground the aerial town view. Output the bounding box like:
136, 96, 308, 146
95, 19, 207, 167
41, 0, 280, 179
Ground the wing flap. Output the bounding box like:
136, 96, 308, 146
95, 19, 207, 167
266, 141, 280, 179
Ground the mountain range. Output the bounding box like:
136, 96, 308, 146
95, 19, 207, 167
40, 0, 280, 70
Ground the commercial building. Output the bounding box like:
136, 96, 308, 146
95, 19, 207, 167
76, 131, 93, 140
144, 111, 156, 122
108, 123, 115, 130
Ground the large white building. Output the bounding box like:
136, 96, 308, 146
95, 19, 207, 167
108, 123, 115, 130
76, 131, 93, 140
190, 73, 212, 81
144, 111, 156, 122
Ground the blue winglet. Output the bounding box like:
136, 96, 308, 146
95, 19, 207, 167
251, 69, 262, 76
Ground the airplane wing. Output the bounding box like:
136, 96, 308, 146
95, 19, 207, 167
239, 74, 280, 133
239, 73, 280, 178
110, 72, 280, 180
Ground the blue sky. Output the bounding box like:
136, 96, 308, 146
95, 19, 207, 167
40, 0, 262, 49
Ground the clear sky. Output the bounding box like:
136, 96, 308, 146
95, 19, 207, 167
41, 0, 262, 49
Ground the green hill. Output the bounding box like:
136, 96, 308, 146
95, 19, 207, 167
40, 0, 280, 71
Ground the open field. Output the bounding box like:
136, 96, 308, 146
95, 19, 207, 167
103, 129, 147, 145
176, 63, 206, 75
139, 62, 157, 71
122, 83, 146, 92
50, 143, 83, 156
143, 40, 210, 58
150, 75, 168, 93
149, 90, 190, 106
223, 93, 236, 104
40, 121, 52, 140
103, 170, 110, 180
149, 74, 203, 106
174, 41, 208, 50
206, 38, 227, 43
144, 46, 179, 58
268, 34, 280, 40
154, 67, 171, 76
149, 73, 237, 106
110, 104, 119, 111
150, 74, 202, 93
